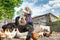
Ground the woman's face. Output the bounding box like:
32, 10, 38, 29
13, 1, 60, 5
25, 7, 29, 11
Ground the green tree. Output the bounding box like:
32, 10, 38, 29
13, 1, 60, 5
0, 0, 23, 20
57, 16, 60, 21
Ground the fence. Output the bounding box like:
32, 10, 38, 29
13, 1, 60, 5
0, 19, 60, 32
47, 21, 60, 32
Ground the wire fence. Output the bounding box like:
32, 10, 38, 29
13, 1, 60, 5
47, 21, 60, 32
0, 19, 60, 32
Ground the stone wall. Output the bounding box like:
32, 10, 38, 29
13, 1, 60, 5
0, 19, 15, 30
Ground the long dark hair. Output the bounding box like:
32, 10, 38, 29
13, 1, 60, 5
15, 16, 20, 25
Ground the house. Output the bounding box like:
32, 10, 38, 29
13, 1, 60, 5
32, 13, 58, 26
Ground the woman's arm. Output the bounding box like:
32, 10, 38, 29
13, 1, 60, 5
20, 9, 31, 14
25, 11, 30, 14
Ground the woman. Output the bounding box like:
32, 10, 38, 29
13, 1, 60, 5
23, 7, 34, 40
24, 7, 33, 26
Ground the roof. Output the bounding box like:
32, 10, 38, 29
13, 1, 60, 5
32, 13, 58, 19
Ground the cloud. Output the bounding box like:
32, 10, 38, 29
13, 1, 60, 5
49, 0, 60, 8
31, 0, 60, 17
31, 5, 51, 17
21, 0, 60, 17
49, 0, 60, 4
31, 3, 52, 16
51, 9, 55, 12
53, 3, 60, 8
14, 0, 60, 19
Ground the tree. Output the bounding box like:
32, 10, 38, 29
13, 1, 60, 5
0, 0, 23, 20
57, 16, 60, 21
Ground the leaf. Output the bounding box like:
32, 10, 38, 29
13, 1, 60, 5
0, 0, 23, 20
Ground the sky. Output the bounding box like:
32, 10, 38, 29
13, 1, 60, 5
14, 0, 60, 19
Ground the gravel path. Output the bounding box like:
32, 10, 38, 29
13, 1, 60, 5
39, 37, 60, 40
1, 37, 60, 40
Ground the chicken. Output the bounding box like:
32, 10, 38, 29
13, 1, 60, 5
5, 28, 16, 38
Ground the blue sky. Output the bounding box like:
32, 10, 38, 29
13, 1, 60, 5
14, 0, 60, 19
